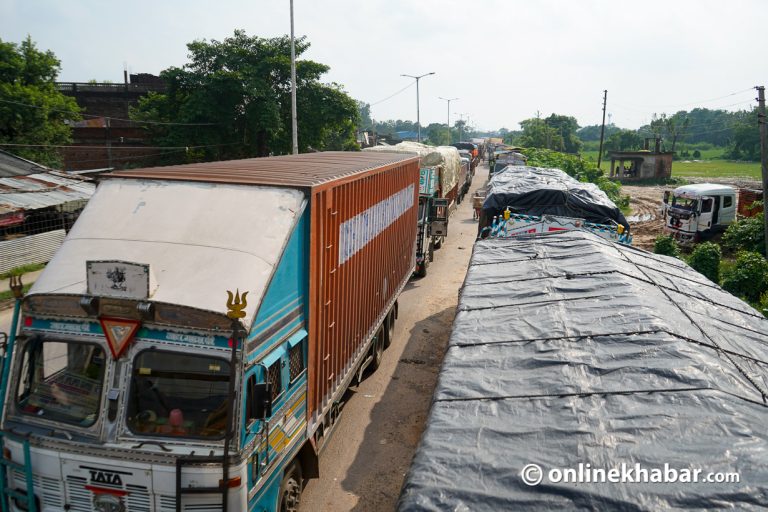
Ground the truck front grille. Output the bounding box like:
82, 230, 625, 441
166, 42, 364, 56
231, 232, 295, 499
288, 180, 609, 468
66, 475, 152, 512
11, 470, 63, 508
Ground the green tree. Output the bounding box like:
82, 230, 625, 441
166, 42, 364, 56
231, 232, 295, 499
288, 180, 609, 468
654, 235, 680, 258
723, 109, 760, 161
688, 242, 721, 283
604, 129, 644, 155
722, 251, 768, 303
544, 114, 582, 153
425, 123, 450, 145
131, 30, 359, 161
0, 36, 80, 167
518, 118, 562, 150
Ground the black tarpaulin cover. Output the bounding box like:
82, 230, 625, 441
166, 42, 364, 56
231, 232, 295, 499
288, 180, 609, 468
398, 231, 768, 511
482, 166, 629, 230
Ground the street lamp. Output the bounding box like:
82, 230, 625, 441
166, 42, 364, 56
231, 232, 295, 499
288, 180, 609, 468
401, 72, 435, 143
438, 97, 458, 142
290, 0, 298, 154
457, 113, 468, 142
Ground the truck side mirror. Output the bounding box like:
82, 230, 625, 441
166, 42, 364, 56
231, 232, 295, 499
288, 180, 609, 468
249, 382, 273, 421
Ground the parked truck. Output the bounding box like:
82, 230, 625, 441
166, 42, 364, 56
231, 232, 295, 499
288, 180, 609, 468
364, 142, 463, 276
399, 230, 768, 511
0, 152, 419, 512
477, 166, 631, 243
662, 183, 737, 244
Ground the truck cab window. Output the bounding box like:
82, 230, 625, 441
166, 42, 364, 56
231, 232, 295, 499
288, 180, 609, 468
15, 340, 106, 427
126, 351, 230, 439
289, 343, 305, 383
701, 198, 713, 213
266, 361, 282, 402
723, 196, 733, 208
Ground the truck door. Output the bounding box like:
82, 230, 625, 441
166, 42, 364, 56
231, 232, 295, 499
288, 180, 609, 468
699, 196, 714, 231
719, 194, 737, 226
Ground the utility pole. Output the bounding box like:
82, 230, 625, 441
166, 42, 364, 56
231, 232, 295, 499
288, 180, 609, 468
105, 117, 112, 169
401, 72, 435, 143
290, 0, 298, 154
439, 97, 458, 142
597, 89, 608, 170
757, 86, 768, 248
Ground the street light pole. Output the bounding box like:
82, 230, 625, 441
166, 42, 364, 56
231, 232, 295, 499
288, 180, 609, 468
401, 72, 435, 143
439, 97, 458, 142
290, 0, 298, 154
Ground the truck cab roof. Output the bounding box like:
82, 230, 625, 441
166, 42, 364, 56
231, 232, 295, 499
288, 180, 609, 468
673, 183, 735, 197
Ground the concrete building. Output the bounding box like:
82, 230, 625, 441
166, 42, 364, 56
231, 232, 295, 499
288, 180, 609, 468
609, 138, 673, 182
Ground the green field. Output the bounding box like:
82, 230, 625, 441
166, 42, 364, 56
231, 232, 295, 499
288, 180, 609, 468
581, 150, 761, 180
670, 160, 761, 180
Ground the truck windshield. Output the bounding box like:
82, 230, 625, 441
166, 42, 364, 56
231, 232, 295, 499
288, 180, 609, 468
126, 350, 230, 439
671, 196, 698, 211
16, 339, 106, 427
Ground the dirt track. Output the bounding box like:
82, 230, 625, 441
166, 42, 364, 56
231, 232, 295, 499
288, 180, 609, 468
624, 185, 667, 251
298, 165, 485, 512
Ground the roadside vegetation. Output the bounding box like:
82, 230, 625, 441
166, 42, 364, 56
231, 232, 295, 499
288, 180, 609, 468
520, 148, 630, 210
654, 207, 768, 314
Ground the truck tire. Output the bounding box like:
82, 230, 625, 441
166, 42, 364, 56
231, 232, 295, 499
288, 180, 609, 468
433, 236, 443, 250
279, 462, 303, 512
370, 329, 384, 372
384, 311, 395, 348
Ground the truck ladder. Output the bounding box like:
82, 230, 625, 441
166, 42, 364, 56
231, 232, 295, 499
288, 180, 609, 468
0, 431, 36, 512
175, 453, 225, 512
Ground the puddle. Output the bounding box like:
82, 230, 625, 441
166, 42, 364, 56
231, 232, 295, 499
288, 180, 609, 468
627, 213, 655, 223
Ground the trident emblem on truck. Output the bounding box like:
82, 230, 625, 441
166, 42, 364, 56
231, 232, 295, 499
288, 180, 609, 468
226, 289, 248, 319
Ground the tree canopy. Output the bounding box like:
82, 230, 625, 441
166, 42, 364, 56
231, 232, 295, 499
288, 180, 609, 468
512, 114, 581, 153
131, 30, 360, 161
0, 36, 80, 167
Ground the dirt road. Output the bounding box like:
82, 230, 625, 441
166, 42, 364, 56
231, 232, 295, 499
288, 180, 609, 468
299, 165, 486, 512
624, 185, 667, 251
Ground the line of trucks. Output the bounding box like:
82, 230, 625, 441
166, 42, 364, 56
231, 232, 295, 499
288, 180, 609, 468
2, 145, 760, 512
0, 144, 489, 512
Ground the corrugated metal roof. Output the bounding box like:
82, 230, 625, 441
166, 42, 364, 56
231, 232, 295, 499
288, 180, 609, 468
0, 172, 95, 211
0, 149, 51, 177
105, 151, 419, 189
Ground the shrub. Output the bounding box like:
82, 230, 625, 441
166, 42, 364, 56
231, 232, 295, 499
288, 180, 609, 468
721, 251, 768, 302
692, 150, 701, 158
722, 213, 765, 255
688, 242, 721, 282
654, 235, 680, 258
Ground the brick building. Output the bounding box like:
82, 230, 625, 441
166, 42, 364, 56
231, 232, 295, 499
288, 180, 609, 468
57, 73, 167, 171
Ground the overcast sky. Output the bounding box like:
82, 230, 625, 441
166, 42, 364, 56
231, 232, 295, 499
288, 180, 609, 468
1, 0, 765, 131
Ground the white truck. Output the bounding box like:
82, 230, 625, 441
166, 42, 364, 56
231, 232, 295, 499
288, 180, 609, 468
663, 183, 737, 244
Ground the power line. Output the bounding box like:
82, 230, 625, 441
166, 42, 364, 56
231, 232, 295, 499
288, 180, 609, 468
0, 98, 218, 127
369, 81, 415, 106
612, 87, 755, 111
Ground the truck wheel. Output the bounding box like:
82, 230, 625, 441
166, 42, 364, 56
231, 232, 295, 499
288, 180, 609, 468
370, 329, 384, 372
279, 462, 303, 512
433, 236, 443, 250
384, 312, 395, 348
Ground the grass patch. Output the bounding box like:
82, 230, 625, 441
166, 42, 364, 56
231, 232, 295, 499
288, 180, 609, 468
0, 283, 32, 302
0, 263, 46, 280
672, 160, 761, 180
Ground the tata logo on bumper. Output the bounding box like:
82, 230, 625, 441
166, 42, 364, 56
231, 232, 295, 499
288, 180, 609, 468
89, 469, 124, 486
